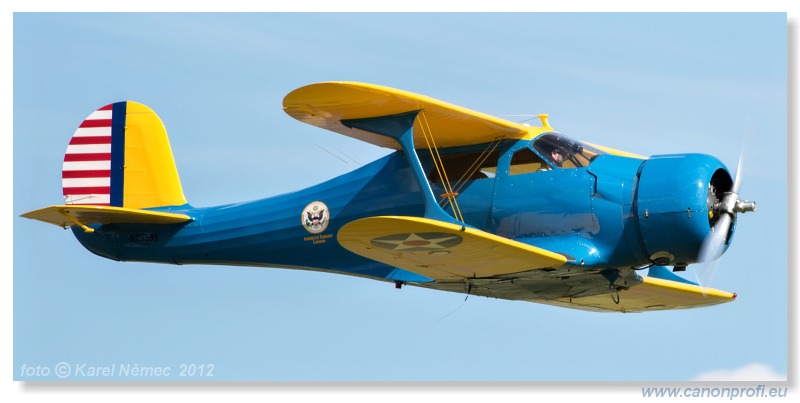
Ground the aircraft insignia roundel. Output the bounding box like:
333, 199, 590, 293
370, 232, 463, 252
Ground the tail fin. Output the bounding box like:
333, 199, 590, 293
22, 102, 191, 232
62, 101, 186, 209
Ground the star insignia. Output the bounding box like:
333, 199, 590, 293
370, 232, 463, 251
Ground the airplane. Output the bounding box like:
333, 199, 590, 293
21, 82, 757, 313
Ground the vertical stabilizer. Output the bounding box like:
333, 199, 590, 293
62, 101, 186, 209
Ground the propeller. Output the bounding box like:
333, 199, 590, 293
695, 150, 756, 290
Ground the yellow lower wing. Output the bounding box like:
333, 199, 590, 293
539, 276, 736, 313
21, 205, 191, 232
337, 216, 568, 280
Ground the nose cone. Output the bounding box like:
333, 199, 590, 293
635, 154, 734, 266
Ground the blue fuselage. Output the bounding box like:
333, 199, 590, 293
74, 137, 730, 286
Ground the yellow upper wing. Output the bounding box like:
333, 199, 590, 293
283, 82, 541, 150
337, 216, 568, 280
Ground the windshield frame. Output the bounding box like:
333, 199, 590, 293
531, 133, 605, 169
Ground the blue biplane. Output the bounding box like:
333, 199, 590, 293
22, 82, 756, 312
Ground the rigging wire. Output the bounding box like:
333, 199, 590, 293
418, 111, 464, 222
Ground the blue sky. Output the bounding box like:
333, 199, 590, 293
8, 8, 791, 396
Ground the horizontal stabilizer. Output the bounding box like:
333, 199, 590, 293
337, 216, 567, 280
21, 205, 191, 232
540, 276, 735, 313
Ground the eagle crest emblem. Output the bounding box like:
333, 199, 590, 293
302, 201, 329, 234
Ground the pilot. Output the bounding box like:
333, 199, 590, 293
537, 147, 565, 171
550, 148, 565, 167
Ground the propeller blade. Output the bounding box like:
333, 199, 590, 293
695, 146, 745, 290
699, 213, 730, 263
732, 148, 744, 194
696, 212, 731, 290
693, 130, 755, 291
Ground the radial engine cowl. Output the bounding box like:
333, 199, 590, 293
635, 154, 734, 266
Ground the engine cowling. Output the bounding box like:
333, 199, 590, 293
634, 154, 734, 267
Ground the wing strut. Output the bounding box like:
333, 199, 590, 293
59, 210, 96, 233
417, 111, 464, 222
341, 111, 462, 225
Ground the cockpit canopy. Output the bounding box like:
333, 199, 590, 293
532, 133, 605, 169
427, 133, 607, 184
